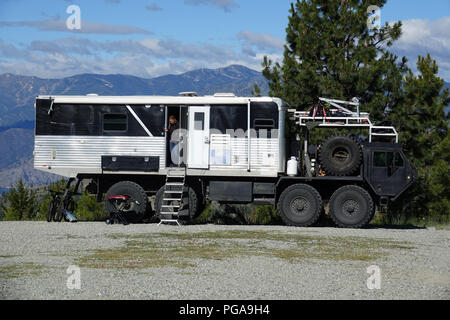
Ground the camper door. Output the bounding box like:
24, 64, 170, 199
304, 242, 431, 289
187, 106, 210, 169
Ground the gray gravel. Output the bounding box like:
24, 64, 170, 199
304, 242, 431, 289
0, 221, 449, 300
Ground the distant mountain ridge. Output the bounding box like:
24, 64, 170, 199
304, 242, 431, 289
0, 64, 269, 188
0, 64, 268, 127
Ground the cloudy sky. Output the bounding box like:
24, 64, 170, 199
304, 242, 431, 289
0, 0, 449, 81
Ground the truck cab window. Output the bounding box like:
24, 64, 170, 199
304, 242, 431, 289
374, 151, 404, 168
374, 152, 387, 167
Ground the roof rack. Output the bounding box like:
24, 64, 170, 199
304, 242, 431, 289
288, 97, 398, 143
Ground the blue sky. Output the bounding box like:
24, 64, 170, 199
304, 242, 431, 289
0, 0, 449, 80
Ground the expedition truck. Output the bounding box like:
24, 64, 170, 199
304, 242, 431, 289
34, 94, 416, 227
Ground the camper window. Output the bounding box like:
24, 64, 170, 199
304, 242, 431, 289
103, 113, 127, 132
51, 104, 94, 124
194, 112, 205, 130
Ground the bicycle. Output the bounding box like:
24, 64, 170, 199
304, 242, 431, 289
47, 188, 79, 222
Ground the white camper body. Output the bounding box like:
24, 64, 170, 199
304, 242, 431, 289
34, 94, 287, 179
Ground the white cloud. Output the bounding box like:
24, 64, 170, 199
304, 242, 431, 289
0, 36, 278, 78
238, 30, 285, 56
0, 18, 153, 35
391, 17, 450, 81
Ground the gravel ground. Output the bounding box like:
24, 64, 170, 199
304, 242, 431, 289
0, 221, 449, 300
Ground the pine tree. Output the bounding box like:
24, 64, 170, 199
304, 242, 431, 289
251, 83, 261, 97
262, 0, 407, 122
388, 55, 450, 220
3, 179, 38, 221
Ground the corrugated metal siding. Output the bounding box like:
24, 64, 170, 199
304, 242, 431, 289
210, 135, 279, 171
34, 136, 166, 176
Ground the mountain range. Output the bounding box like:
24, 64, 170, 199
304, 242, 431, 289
0, 64, 269, 189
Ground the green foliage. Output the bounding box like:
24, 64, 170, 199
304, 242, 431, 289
75, 192, 107, 221
37, 197, 52, 221
36, 179, 68, 220
387, 55, 450, 221
247, 205, 282, 225
251, 83, 262, 97
263, 0, 407, 123
193, 201, 281, 225
0, 193, 6, 221
2, 179, 39, 221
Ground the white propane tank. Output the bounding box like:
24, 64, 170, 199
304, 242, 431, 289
287, 157, 298, 177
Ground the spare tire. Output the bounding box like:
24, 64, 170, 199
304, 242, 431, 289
319, 134, 362, 176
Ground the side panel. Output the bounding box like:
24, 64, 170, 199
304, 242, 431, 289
208, 181, 253, 202
34, 136, 166, 177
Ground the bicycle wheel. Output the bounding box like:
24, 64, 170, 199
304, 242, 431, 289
47, 200, 56, 222
54, 202, 64, 222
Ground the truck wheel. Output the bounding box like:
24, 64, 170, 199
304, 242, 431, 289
329, 185, 374, 228
105, 181, 148, 223
154, 185, 199, 222
278, 184, 323, 227
319, 134, 362, 176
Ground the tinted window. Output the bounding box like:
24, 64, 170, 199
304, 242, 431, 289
374, 152, 387, 167
389, 152, 404, 167
104, 114, 127, 131
52, 104, 93, 124
251, 102, 278, 138
36, 101, 99, 136
374, 152, 404, 167
131, 105, 165, 136
210, 105, 247, 134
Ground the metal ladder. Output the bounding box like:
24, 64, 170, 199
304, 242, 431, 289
158, 168, 186, 226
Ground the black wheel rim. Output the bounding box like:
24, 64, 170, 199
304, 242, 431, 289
290, 196, 310, 216
341, 199, 360, 217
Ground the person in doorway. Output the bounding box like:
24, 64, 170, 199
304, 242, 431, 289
165, 115, 180, 166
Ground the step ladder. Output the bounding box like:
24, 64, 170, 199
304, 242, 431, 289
158, 168, 186, 226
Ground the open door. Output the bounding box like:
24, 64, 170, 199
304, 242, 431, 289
187, 106, 210, 169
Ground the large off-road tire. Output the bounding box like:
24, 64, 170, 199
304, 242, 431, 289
154, 185, 200, 222
105, 181, 148, 223
277, 184, 323, 227
329, 185, 374, 228
319, 134, 362, 176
